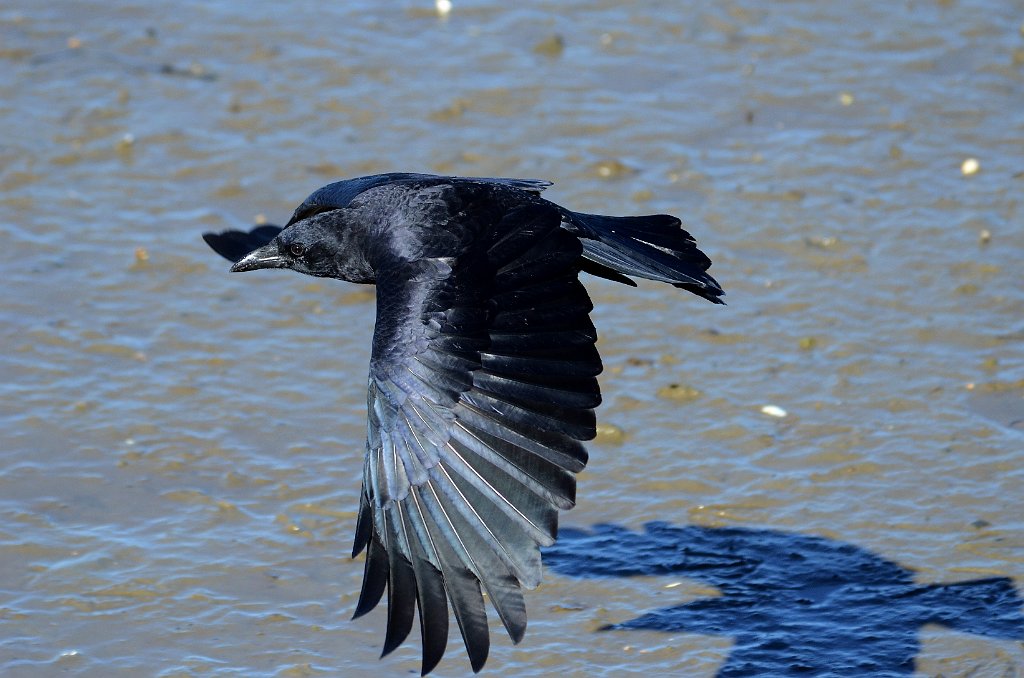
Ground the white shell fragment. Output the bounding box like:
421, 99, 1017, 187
961, 158, 980, 176
761, 404, 788, 418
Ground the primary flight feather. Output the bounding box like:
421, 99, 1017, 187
203, 173, 723, 674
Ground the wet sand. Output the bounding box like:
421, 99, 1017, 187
1, 1, 1022, 675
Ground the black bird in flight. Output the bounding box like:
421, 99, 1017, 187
203, 173, 723, 674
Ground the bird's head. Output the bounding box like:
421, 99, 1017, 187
230, 210, 375, 283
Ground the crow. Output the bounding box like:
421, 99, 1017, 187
202, 173, 723, 674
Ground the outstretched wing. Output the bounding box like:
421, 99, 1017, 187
351, 202, 600, 674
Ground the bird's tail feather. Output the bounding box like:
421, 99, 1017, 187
568, 212, 725, 303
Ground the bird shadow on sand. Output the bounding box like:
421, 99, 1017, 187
542, 522, 1024, 676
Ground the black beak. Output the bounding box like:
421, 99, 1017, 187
230, 242, 289, 272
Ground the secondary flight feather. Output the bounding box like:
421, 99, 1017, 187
203, 173, 723, 674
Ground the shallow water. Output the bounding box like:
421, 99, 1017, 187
1, 1, 1022, 675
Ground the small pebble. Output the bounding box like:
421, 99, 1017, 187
594, 422, 626, 444
657, 383, 702, 402
838, 92, 854, 106
760, 405, 787, 418
804, 235, 837, 249
116, 133, 135, 151
961, 157, 980, 176
435, 0, 452, 16
592, 159, 635, 179
978, 229, 991, 244
798, 337, 818, 350
134, 246, 149, 263
533, 34, 565, 58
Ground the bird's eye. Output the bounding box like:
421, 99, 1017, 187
289, 243, 306, 257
